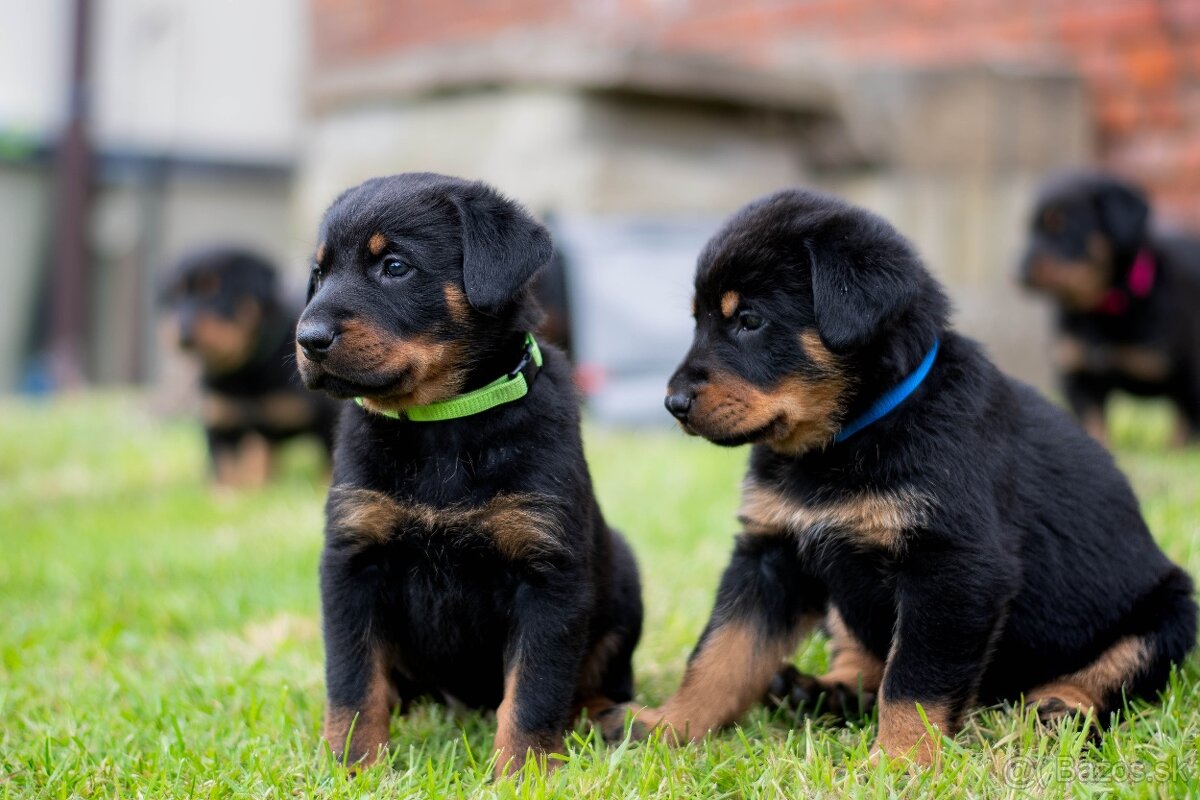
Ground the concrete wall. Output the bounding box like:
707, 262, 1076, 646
0, 166, 52, 389
295, 64, 1089, 391
310, 0, 1200, 230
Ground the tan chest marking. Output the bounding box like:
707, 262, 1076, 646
738, 478, 933, 552
327, 486, 566, 561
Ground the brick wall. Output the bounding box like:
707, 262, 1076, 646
310, 0, 1200, 227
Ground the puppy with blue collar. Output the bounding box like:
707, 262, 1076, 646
637, 188, 1195, 762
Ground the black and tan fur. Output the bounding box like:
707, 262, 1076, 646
1021, 171, 1200, 444
161, 247, 337, 486
295, 173, 642, 777
629, 188, 1195, 763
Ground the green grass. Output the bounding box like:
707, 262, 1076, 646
1, 393, 1198, 798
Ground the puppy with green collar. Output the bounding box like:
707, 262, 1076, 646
296, 173, 642, 777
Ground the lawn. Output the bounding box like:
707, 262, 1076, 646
1, 393, 1198, 799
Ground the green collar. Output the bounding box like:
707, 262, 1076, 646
354, 333, 543, 422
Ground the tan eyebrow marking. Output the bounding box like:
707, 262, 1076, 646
315, 241, 327, 265
720, 291, 739, 318
368, 232, 388, 256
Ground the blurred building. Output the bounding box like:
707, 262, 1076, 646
0, 0, 303, 390
300, 0, 1199, 419
4, 1, 1198, 417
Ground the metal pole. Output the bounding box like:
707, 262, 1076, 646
48, 0, 94, 388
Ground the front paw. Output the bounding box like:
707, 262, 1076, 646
764, 665, 876, 720
588, 703, 641, 743
600, 704, 663, 742
599, 703, 697, 745
1031, 696, 1103, 743
492, 746, 564, 780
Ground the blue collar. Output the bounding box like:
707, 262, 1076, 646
835, 339, 940, 443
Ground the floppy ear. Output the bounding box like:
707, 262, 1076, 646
1095, 179, 1149, 254
451, 185, 553, 315
234, 253, 278, 305
806, 237, 920, 354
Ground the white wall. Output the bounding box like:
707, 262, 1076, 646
0, 0, 70, 134
92, 0, 305, 159
0, 0, 304, 157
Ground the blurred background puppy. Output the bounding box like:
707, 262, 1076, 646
1021, 172, 1200, 445
161, 247, 338, 487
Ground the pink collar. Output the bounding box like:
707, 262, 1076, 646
1097, 248, 1156, 315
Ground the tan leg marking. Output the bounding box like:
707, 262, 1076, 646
324, 650, 394, 768
648, 618, 816, 742
875, 695, 952, 765
1026, 635, 1148, 719
236, 433, 272, 489
212, 432, 273, 489
493, 663, 560, 778
1081, 408, 1108, 446
821, 608, 884, 691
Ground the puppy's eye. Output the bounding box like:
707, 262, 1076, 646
738, 311, 765, 332
383, 257, 413, 279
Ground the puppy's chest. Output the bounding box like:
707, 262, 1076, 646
1057, 335, 1174, 384
324, 477, 567, 566
738, 475, 934, 556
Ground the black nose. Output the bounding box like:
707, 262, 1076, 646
664, 392, 693, 421
297, 322, 338, 362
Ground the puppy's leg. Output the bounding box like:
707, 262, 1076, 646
235, 432, 272, 488
765, 607, 884, 720
1064, 373, 1110, 445
578, 532, 643, 742
206, 428, 271, 488
493, 577, 590, 778
874, 547, 1015, 764
1026, 637, 1146, 728
1031, 567, 1197, 728
320, 548, 394, 768
638, 533, 827, 742
205, 429, 241, 487
1172, 374, 1200, 446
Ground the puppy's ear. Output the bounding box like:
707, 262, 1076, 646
806, 235, 919, 353
1095, 178, 1149, 254
236, 254, 278, 306
451, 185, 553, 315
